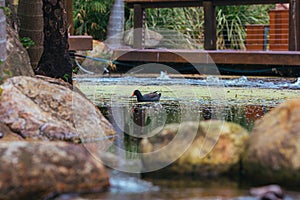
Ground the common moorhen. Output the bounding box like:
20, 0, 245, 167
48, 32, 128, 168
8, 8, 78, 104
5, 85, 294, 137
131, 90, 161, 102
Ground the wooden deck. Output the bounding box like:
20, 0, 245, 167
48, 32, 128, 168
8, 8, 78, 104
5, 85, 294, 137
118, 0, 300, 76
126, 0, 300, 51
114, 49, 300, 66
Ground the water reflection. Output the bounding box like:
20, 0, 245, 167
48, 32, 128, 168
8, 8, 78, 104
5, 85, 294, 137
54, 176, 300, 200
100, 103, 271, 132
130, 103, 166, 138
73, 75, 300, 199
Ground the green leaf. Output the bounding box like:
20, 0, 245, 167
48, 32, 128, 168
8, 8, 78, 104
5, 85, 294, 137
0, 6, 11, 16
20, 37, 35, 49
63, 74, 70, 82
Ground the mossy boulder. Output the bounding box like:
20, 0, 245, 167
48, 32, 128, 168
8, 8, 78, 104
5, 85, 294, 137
244, 98, 300, 185
141, 120, 249, 176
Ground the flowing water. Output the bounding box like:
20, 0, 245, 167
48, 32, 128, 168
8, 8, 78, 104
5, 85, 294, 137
68, 75, 300, 200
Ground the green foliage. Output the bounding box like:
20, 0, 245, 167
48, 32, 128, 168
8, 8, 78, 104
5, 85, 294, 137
0, 6, 11, 16
125, 4, 274, 50
74, 1, 274, 49
126, 7, 204, 49
73, 0, 114, 40
19, 37, 35, 49
63, 74, 70, 82
216, 5, 274, 49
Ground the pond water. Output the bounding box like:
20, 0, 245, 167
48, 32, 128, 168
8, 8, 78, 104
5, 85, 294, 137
70, 75, 300, 200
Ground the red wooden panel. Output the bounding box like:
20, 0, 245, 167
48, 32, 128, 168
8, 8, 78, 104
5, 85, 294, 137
246, 25, 266, 51
269, 10, 289, 51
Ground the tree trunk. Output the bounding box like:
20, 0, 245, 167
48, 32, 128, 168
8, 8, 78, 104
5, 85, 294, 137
106, 0, 124, 48
35, 0, 72, 84
0, 0, 6, 79
18, 0, 44, 69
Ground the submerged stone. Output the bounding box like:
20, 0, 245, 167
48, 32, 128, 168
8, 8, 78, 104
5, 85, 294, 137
141, 120, 249, 176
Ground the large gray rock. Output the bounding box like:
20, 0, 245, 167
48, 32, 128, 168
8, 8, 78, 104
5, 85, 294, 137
5, 24, 34, 77
0, 76, 116, 142
245, 98, 300, 184
141, 120, 249, 176
0, 141, 110, 200
124, 28, 163, 48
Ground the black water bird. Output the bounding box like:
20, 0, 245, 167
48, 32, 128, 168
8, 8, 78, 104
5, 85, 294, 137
131, 90, 161, 102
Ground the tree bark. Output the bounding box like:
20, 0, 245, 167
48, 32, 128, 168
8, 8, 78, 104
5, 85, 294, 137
35, 0, 72, 84
18, 0, 44, 69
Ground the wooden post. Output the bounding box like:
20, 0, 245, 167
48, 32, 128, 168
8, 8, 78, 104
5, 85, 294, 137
289, 0, 300, 51
65, 0, 74, 35
203, 1, 216, 50
133, 4, 144, 49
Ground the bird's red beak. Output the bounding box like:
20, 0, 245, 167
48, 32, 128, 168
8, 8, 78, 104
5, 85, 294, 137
131, 92, 135, 97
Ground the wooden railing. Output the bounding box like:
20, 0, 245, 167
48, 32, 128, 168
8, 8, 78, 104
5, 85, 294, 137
125, 0, 300, 51
65, 0, 93, 51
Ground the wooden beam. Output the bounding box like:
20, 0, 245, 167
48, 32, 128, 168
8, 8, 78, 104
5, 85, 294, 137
133, 4, 145, 49
289, 0, 300, 51
125, 0, 289, 8
65, 0, 74, 34
125, 0, 201, 8
212, 0, 289, 6
204, 1, 216, 50
68, 35, 93, 51
114, 49, 300, 66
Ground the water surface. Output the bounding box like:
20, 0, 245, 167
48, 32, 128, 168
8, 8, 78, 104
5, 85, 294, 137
71, 75, 300, 199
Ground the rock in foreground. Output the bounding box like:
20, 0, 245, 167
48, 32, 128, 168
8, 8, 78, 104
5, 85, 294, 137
141, 120, 249, 176
0, 76, 115, 142
245, 98, 300, 184
0, 141, 110, 200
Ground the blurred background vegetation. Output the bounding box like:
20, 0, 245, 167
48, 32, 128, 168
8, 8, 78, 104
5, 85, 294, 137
73, 0, 275, 49
73, 0, 115, 41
